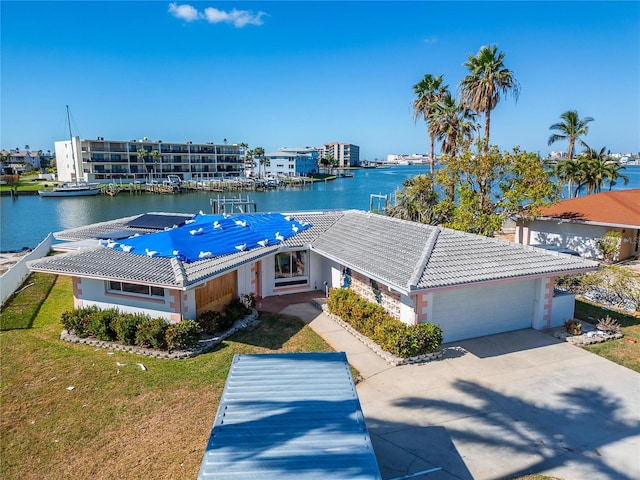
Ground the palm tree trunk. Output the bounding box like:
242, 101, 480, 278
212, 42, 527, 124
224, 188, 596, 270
429, 134, 435, 176
484, 109, 491, 154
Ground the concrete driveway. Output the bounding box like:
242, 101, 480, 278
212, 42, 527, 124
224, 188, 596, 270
281, 303, 640, 480
357, 330, 640, 480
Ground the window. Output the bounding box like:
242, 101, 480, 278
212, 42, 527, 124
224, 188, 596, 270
107, 281, 164, 298
274, 250, 308, 287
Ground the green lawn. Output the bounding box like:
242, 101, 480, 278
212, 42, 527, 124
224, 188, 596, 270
0, 274, 334, 480
574, 298, 640, 372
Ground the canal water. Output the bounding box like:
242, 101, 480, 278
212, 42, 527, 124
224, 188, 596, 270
2, 165, 639, 252
0, 166, 430, 251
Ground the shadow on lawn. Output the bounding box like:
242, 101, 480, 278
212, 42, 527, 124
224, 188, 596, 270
0, 273, 57, 331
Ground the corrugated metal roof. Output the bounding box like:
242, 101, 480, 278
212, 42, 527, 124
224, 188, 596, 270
198, 353, 381, 480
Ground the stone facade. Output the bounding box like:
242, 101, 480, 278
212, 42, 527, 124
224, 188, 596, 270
349, 269, 402, 320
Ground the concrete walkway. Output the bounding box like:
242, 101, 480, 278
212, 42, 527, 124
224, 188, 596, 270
275, 299, 640, 480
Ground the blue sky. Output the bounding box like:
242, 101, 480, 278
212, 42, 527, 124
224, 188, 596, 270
2, 1, 639, 160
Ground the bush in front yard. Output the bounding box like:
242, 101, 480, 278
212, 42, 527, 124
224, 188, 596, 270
113, 313, 146, 345
328, 288, 442, 357
165, 320, 201, 350
61, 305, 100, 337
135, 317, 169, 350
87, 308, 120, 341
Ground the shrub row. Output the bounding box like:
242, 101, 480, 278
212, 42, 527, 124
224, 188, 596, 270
327, 288, 442, 358
60, 305, 200, 350
196, 296, 252, 335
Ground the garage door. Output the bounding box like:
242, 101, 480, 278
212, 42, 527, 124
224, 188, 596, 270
431, 280, 535, 343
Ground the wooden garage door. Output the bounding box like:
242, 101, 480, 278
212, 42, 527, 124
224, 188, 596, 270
432, 280, 535, 343
196, 271, 237, 315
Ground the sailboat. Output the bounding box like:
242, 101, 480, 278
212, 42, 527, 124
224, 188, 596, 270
39, 106, 100, 197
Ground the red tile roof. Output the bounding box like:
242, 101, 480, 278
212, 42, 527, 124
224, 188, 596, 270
539, 189, 640, 227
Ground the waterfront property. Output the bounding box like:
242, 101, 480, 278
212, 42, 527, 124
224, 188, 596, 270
261, 147, 320, 178
27, 210, 597, 343
55, 137, 245, 183
323, 142, 360, 168
515, 189, 640, 261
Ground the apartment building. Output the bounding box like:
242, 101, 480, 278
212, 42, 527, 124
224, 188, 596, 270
54, 137, 244, 183
323, 142, 360, 168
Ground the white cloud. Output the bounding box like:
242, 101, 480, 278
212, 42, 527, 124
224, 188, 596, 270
168, 3, 201, 22
204, 7, 266, 28
168, 3, 266, 28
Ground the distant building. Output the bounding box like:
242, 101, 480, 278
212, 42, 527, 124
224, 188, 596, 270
54, 137, 244, 183
386, 153, 430, 165
323, 142, 360, 168
1, 149, 41, 173
262, 147, 319, 178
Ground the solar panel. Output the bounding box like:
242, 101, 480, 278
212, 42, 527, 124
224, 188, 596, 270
95, 229, 144, 240
125, 213, 193, 230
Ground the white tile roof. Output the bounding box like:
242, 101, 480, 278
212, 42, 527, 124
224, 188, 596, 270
29, 210, 598, 291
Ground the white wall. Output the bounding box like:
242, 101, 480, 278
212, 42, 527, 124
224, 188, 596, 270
529, 220, 608, 259
550, 290, 576, 328
2, 234, 53, 306
76, 277, 176, 321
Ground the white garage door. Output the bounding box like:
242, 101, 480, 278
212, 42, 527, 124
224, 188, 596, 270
432, 280, 535, 343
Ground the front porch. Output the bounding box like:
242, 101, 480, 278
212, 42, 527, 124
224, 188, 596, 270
257, 290, 327, 313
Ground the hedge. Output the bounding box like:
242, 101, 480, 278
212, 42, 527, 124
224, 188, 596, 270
327, 288, 442, 358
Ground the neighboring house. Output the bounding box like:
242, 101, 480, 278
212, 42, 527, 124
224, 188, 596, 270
515, 189, 640, 261
2, 150, 41, 172
28, 210, 597, 343
263, 147, 319, 178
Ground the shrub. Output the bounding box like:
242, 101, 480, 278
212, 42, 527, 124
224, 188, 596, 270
135, 317, 169, 349
328, 288, 442, 357
87, 308, 119, 341
240, 293, 256, 309
60, 305, 100, 337
224, 297, 249, 322
113, 313, 146, 345
165, 320, 201, 350
197, 310, 224, 335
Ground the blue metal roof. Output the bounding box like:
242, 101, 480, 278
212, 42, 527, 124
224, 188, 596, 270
198, 352, 381, 479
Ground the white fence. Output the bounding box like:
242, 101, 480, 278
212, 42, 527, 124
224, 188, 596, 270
0, 234, 53, 306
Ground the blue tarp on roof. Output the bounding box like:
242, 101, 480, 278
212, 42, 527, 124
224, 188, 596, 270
109, 213, 311, 262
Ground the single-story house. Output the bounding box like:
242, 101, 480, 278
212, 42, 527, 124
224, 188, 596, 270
28, 209, 598, 343
515, 189, 640, 261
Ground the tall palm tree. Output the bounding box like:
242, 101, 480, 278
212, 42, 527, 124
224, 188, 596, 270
548, 110, 594, 160
579, 146, 629, 193
430, 93, 476, 201
412, 74, 448, 175
253, 146, 266, 177
150, 150, 161, 178
138, 148, 149, 179
553, 159, 582, 199
459, 45, 520, 152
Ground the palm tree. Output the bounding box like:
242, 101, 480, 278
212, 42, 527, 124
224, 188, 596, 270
149, 150, 161, 179
430, 93, 476, 201
553, 159, 582, 199
412, 74, 448, 175
253, 147, 266, 177
548, 110, 594, 160
579, 146, 629, 193
138, 148, 149, 179
459, 45, 520, 152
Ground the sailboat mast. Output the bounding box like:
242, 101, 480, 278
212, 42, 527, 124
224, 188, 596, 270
66, 105, 79, 184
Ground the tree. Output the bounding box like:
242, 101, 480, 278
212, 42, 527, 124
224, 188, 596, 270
253, 147, 266, 177
553, 158, 582, 199
150, 150, 161, 178
325, 154, 338, 174
459, 45, 520, 153
436, 147, 556, 236
138, 148, 149, 178
429, 93, 475, 201
548, 110, 594, 160
388, 175, 440, 224
412, 73, 448, 175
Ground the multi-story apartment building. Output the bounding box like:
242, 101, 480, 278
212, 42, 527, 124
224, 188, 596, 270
260, 147, 320, 178
323, 142, 360, 168
54, 137, 244, 183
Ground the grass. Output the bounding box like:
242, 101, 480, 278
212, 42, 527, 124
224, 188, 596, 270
574, 298, 640, 372
0, 274, 335, 480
